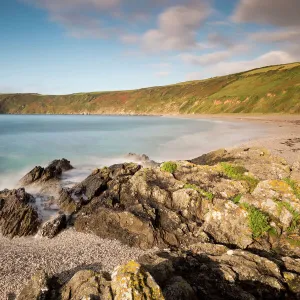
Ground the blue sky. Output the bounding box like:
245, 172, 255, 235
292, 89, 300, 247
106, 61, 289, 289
1, 0, 299, 94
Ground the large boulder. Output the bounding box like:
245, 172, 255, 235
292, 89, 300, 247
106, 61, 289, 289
75, 208, 156, 249
61, 270, 112, 300
111, 261, 164, 300
0, 188, 41, 237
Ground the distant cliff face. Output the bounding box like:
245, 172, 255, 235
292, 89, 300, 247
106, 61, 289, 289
1, 62, 300, 115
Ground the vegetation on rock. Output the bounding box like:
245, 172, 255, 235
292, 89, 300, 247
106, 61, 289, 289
242, 203, 271, 238
1, 62, 300, 115
161, 162, 177, 174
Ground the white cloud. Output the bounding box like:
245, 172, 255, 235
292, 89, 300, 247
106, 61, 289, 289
249, 28, 300, 43
232, 0, 300, 27
207, 51, 298, 76
141, 2, 211, 52
180, 44, 249, 66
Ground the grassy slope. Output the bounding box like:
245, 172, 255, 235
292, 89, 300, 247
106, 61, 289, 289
0, 62, 300, 115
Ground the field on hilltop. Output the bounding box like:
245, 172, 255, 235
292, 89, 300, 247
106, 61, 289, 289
0, 62, 299, 114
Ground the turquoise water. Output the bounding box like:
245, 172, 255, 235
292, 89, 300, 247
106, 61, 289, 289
0, 115, 266, 189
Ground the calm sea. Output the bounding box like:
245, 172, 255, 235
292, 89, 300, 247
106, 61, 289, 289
0, 115, 266, 189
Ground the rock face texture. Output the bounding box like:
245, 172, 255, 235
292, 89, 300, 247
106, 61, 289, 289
40, 214, 67, 238
56, 147, 300, 257
19, 158, 73, 186
0, 188, 41, 237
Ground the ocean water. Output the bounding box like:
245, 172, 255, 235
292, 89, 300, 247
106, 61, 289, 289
0, 115, 267, 190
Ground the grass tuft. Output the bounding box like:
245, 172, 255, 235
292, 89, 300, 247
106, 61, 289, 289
161, 161, 178, 174
232, 194, 242, 204
220, 162, 259, 192
283, 178, 300, 199
242, 203, 271, 238
184, 183, 214, 200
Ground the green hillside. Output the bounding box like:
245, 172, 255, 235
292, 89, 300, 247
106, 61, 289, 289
1, 62, 300, 114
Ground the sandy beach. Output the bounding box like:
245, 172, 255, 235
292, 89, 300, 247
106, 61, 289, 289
1, 114, 299, 299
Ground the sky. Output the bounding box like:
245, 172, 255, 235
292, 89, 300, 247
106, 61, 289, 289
1, 0, 300, 94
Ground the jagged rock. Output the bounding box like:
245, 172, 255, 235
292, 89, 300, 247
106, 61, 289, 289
41, 214, 67, 238
126, 153, 159, 167
17, 270, 50, 300
191, 147, 291, 180
111, 260, 164, 300
61, 270, 112, 300
203, 200, 253, 249
75, 208, 156, 249
0, 188, 41, 237
19, 158, 73, 186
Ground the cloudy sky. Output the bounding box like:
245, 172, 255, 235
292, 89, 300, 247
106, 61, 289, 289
1, 0, 300, 94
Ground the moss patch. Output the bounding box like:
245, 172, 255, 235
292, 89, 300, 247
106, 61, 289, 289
220, 162, 259, 192
231, 194, 242, 204
161, 161, 178, 174
242, 203, 271, 238
184, 183, 214, 200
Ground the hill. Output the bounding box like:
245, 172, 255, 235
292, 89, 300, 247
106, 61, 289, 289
0, 62, 300, 114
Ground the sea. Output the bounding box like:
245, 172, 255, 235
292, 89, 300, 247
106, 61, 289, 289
0, 115, 267, 190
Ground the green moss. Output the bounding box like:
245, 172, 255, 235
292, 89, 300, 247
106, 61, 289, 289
161, 161, 178, 174
283, 178, 300, 199
286, 238, 300, 247
220, 162, 259, 192
242, 203, 271, 238
184, 183, 214, 200
231, 194, 242, 204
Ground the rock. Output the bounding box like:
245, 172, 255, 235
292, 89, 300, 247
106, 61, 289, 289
17, 270, 50, 300
41, 214, 67, 238
163, 276, 197, 300
75, 208, 155, 249
291, 161, 300, 182
125, 153, 159, 167
191, 147, 291, 180
203, 200, 253, 249
19, 158, 73, 186
283, 272, 300, 294
61, 270, 112, 300
111, 260, 164, 300
0, 188, 41, 237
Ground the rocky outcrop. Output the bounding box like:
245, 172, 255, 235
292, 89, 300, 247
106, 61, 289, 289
19, 158, 73, 186
59, 147, 300, 256
17, 246, 300, 300
17, 262, 163, 300
0, 188, 41, 237
191, 147, 291, 180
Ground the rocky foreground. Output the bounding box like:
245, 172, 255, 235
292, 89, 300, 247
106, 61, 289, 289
1, 147, 300, 299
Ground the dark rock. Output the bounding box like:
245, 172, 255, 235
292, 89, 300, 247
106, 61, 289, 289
41, 214, 67, 238
0, 188, 41, 238
19, 159, 73, 186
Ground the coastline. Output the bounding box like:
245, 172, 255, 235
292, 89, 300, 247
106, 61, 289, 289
0, 114, 299, 299
164, 114, 300, 165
